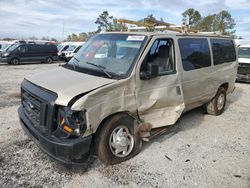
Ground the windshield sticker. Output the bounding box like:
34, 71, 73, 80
127, 35, 145, 41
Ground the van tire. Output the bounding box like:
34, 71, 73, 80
46, 57, 53, 64
95, 114, 141, 165
206, 87, 226, 116
10, 58, 20, 65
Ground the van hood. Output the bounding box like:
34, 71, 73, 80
238, 58, 250, 64
25, 67, 116, 106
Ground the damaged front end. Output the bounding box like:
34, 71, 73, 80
18, 80, 92, 167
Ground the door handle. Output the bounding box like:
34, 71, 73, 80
176, 86, 182, 96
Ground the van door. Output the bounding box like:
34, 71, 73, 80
177, 37, 212, 109
17, 45, 29, 62
135, 37, 185, 128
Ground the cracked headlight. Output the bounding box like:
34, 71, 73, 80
57, 106, 86, 137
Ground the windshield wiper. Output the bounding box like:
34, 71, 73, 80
86, 62, 112, 79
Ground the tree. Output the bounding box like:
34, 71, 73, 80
182, 8, 201, 28
41, 36, 50, 41
71, 33, 79, 41
215, 10, 236, 35
144, 14, 157, 23
199, 14, 217, 32
51, 38, 58, 43
67, 35, 72, 42
112, 19, 128, 31
79, 32, 88, 41
87, 31, 98, 39
28, 36, 38, 40
182, 8, 236, 36
95, 11, 113, 32
1, 37, 15, 41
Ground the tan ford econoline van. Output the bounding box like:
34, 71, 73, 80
18, 32, 238, 167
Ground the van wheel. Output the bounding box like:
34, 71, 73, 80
46, 57, 53, 64
11, 58, 20, 65
206, 87, 226, 116
95, 114, 141, 165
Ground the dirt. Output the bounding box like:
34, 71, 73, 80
0, 62, 249, 188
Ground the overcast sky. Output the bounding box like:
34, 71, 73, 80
0, 0, 250, 40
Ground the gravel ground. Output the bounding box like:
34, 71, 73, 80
0, 62, 249, 188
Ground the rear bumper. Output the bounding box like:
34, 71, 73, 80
18, 106, 92, 168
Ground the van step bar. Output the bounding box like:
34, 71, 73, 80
142, 126, 169, 141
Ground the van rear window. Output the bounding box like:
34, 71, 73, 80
178, 38, 211, 71
211, 39, 236, 65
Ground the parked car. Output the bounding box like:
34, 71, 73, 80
60, 42, 85, 62
0, 43, 58, 64
18, 32, 237, 167
237, 44, 250, 82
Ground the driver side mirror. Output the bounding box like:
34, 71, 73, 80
140, 63, 159, 80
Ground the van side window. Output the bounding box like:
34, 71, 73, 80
211, 39, 236, 65
178, 38, 211, 71
142, 39, 175, 76
18, 45, 28, 53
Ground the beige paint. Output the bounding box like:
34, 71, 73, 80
25, 67, 116, 106
26, 33, 238, 138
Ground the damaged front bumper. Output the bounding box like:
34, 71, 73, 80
18, 106, 92, 168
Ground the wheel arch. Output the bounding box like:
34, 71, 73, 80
93, 111, 142, 164
93, 111, 139, 139
10, 57, 20, 65
219, 82, 229, 92
11, 57, 20, 61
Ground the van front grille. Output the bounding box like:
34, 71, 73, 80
20, 80, 58, 133
22, 90, 43, 127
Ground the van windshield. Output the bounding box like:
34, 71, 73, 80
57, 44, 64, 51
68, 33, 147, 78
65, 45, 76, 51
6, 44, 19, 52
238, 47, 250, 59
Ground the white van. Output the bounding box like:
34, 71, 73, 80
18, 32, 237, 167
237, 44, 250, 82
57, 42, 72, 57
60, 42, 85, 61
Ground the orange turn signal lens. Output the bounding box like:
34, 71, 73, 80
63, 125, 73, 133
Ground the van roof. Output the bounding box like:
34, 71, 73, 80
101, 32, 231, 38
